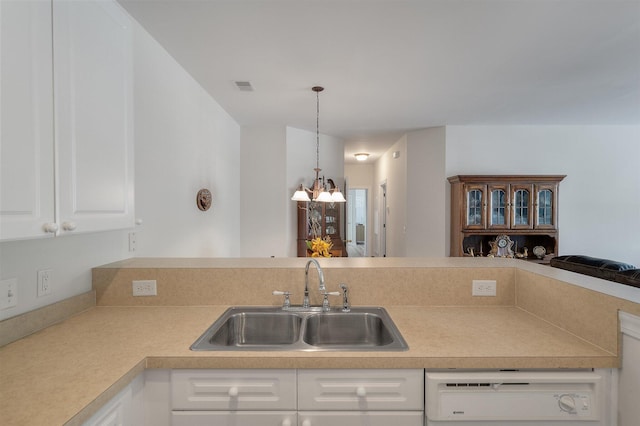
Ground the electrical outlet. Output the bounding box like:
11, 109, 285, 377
132, 280, 157, 296
472, 279, 497, 296
0, 278, 18, 310
37, 269, 53, 297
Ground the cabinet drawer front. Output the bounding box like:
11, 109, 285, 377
298, 369, 423, 411
298, 411, 424, 426
172, 411, 296, 426
172, 369, 296, 410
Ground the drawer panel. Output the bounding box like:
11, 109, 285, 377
298, 411, 424, 426
172, 411, 296, 426
298, 369, 424, 411
172, 369, 296, 410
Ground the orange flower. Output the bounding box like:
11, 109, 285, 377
306, 236, 333, 257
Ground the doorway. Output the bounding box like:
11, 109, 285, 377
380, 181, 387, 257
347, 188, 367, 257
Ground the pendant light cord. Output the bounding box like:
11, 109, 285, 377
316, 88, 320, 171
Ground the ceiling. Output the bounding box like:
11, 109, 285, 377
118, 0, 640, 163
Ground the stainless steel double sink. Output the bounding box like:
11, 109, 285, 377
190, 306, 408, 351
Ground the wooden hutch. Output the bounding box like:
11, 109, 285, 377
448, 175, 566, 260
296, 201, 346, 257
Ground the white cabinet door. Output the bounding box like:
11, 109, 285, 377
172, 411, 297, 426
0, 0, 56, 240
172, 369, 297, 411
82, 374, 143, 426
298, 369, 424, 411
298, 411, 423, 426
53, 0, 134, 235
82, 384, 133, 426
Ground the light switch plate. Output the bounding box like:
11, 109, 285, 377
0, 278, 18, 310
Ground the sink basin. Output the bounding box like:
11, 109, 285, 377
303, 311, 394, 347
190, 306, 408, 351
191, 308, 303, 350
209, 311, 303, 346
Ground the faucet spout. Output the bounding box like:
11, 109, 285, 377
339, 283, 350, 312
304, 258, 326, 308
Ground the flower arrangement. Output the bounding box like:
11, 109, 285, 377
307, 236, 333, 257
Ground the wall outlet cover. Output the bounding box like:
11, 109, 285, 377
132, 280, 157, 296
472, 279, 497, 296
37, 269, 53, 297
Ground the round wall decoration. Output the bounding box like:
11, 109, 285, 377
196, 189, 212, 211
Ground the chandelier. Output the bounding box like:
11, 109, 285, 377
291, 86, 346, 203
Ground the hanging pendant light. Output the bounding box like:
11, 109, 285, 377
291, 86, 345, 203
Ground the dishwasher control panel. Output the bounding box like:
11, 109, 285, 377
426, 370, 607, 425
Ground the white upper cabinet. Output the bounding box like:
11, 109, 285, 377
0, 0, 134, 241
53, 0, 134, 235
0, 0, 56, 240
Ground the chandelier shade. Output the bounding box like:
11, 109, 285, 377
291, 184, 311, 202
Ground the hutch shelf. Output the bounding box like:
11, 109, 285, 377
448, 175, 566, 261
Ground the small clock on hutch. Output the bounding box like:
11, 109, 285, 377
490, 234, 514, 257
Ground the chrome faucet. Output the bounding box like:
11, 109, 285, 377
303, 258, 326, 308
339, 283, 350, 312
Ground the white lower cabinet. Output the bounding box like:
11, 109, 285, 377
298, 369, 424, 426
619, 311, 640, 426
169, 369, 424, 426
83, 386, 132, 426
171, 369, 297, 411
82, 374, 144, 426
172, 411, 297, 426
171, 369, 297, 425
298, 411, 423, 426
298, 369, 423, 411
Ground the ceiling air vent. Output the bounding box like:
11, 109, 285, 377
234, 81, 254, 91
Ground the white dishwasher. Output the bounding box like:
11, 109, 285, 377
425, 370, 612, 426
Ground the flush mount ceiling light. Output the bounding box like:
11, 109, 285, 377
354, 153, 370, 161
291, 86, 346, 203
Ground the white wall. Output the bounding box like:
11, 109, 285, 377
0, 231, 129, 320
370, 127, 447, 258
406, 127, 447, 257
133, 23, 240, 257
286, 127, 344, 257
374, 136, 408, 257
240, 126, 287, 257
445, 125, 640, 265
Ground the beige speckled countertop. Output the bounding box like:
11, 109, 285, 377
0, 304, 616, 426
3, 257, 640, 426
